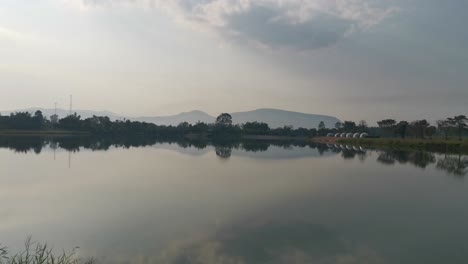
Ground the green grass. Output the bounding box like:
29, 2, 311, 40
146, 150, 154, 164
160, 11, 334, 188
337, 138, 468, 154
0, 238, 95, 264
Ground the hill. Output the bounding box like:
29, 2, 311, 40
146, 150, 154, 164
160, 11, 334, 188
231, 108, 340, 129
134, 110, 215, 126
1, 108, 340, 129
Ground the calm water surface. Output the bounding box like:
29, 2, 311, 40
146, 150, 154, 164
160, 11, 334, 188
1, 138, 468, 264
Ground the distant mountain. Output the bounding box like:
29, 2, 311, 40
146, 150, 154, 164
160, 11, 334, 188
1, 108, 340, 129
231, 108, 340, 129
135, 108, 340, 128
134, 110, 215, 126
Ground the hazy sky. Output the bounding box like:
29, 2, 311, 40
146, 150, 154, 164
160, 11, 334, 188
1, 0, 467, 123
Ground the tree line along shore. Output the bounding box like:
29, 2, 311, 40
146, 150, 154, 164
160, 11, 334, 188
316, 116, 468, 153
0, 111, 318, 138
0, 110, 467, 150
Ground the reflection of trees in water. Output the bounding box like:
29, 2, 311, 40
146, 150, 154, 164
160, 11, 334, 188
241, 141, 270, 152
0, 137, 46, 154
0, 137, 373, 162
377, 152, 396, 165
357, 151, 367, 162
377, 150, 436, 168
412, 152, 437, 168
365, 149, 468, 177
326, 145, 367, 161
437, 154, 468, 177
0, 136, 183, 153
341, 149, 356, 160
215, 146, 232, 159
316, 144, 328, 155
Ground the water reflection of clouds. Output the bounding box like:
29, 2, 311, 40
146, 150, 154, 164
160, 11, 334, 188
100, 221, 385, 264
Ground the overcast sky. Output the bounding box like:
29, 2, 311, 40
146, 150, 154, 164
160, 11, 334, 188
0, 0, 467, 123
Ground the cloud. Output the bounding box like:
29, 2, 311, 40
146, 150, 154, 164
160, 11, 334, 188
0, 27, 33, 42
150, 221, 387, 264
65, 0, 398, 50
0, 26, 51, 46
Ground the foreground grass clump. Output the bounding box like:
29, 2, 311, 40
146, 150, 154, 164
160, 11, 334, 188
0, 238, 95, 264
337, 138, 468, 153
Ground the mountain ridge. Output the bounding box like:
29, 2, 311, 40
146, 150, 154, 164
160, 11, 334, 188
0, 108, 340, 129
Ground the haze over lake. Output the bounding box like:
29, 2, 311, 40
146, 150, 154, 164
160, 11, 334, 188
1, 137, 467, 264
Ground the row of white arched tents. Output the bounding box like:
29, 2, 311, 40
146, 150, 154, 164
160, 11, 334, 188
326, 133, 369, 138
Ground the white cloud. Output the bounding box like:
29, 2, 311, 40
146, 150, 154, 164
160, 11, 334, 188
63, 0, 398, 49
0, 27, 32, 42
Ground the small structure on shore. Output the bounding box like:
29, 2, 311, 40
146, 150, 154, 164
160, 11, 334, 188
353, 133, 360, 138
360, 133, 369, 138
335, 133, 341, 137
340, 133, 347, 137
346, 133, 354, 138
327, 133, 334, 137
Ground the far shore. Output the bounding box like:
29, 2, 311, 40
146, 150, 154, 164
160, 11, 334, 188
0, 130, 89, 136
312, 137, 340, 144
313, 137, 468, 154
0, 130, 309, 141
242, 135, 308, 141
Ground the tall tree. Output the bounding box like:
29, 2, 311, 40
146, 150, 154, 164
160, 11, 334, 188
343, 121, 357, 132
448, 115, 468, 141
437, 119, 452, 140
334, 122, 343, 131
411, 119, 430, 139
377, 119, 396, 129
50, 114, 59, 126
358, 120, 368, 132
396, 121, 409, 139
215, 113, 233, 127
318, 121, 326, 131
58, 113, 82, 131
32, 110, 45, 130
426, 126, 437, 139
377, 119, 397, 137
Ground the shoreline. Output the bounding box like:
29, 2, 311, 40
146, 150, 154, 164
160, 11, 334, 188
0, 131, 309, 141
0, 130, 89, 136
312, 137, 468, 154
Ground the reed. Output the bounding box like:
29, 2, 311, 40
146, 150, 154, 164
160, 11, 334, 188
0, 237, 95, 264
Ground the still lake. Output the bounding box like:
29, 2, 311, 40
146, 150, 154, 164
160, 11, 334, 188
1, 137, 468, 264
